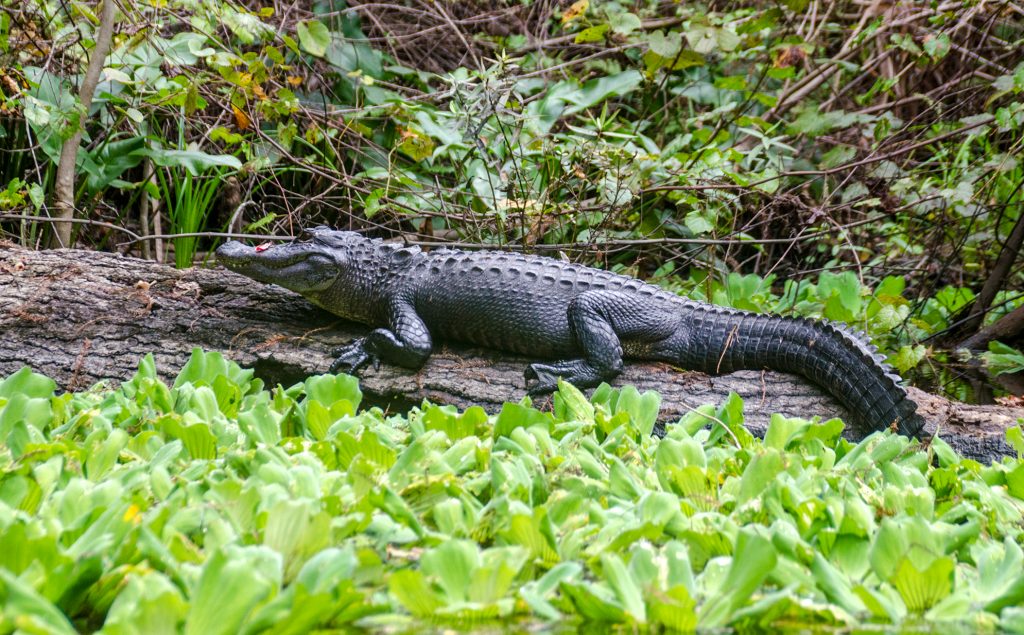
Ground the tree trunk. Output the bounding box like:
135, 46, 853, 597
947, 188, 1024, 344
1, 244, 1020, 463
50, 0, 118, 248
959, 303, 1024, 352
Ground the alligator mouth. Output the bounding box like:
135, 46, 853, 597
216, 240, 308, 270
215, 239, 332, 287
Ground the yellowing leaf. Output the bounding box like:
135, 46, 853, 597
561, 0, 588, 25
397, 126, 435, 162
232, 105, 251, 130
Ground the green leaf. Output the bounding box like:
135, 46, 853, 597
304, 399, 332, 441
764, 413, 804, 449
614, 385, 661, 436
738, 450, 783, 503
563, 71, 643, 116
600, 552, 645, 622
649, 584, 697, 631
469, 547, 527, 604
922, 33, 950, 60
810, 553, 866, 614
103, 571, 188, 635
303, 373, 362, 411
1006, 463, 1024, 500
555, 379, 595, 423
647, 30, 682, 58
296, 20, 330, 57
326, 37, 383, 77
0, 569, 78, 635
561, 580, 627, 622
184, 546, 282, 635
494, 402, 549, 438
715, 28, 741, 51
644, 49, 705, 75
891, 556, 955, 612
0, 367, 56, 439
889, 344, 926, 374
714, 75, 746, 91
519, 563, 581, 620
144, 148, 241, 175
818, 271, 862, 320
819, 145, 856, 169
684, 210, 714, 235
389, 569, 444, 617
0, 366, 56, 400
263, 500, 331, 580
1007, 425, 1024, 457
698, 530, 777, 627
238, 402, 282, 445
243, 213, 278, 233
574, 23, 609, 44
1001, 607, 1024, 634
419, 540, 518, 605
982, 341, 1024, 376
503, 512, 560, 564
81, 136, 149, 192
160, 416, 217, 460
609, 13, 641, 35
363, 188, 385, 218
976, 538, 1024, 612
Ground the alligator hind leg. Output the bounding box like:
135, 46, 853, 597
525, 290, 678, 394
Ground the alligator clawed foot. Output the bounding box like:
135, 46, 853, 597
330, 339, 377, 376
524, 363, 561, 395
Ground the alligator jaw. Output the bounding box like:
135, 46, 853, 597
216, 240, 338, 293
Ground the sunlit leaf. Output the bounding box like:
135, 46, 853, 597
296, 20, 330, 57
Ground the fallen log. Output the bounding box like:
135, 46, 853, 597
1, 244, 1020, 463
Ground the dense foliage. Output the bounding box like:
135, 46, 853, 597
2, 0, 1024, 395
2, 4, 1024, 628
1, 350, 1024, 632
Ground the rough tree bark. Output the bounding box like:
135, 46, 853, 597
1, 244, 1021, 462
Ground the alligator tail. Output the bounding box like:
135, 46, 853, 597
679, 306, 925, 438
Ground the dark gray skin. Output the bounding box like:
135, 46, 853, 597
216, 226, 925, 438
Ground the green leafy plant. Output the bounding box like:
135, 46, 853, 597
983, 341, 1024, 376
1, 350, 1023, 632
154, 165, 232, 268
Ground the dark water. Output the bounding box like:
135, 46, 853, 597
907, 350, 1024, 405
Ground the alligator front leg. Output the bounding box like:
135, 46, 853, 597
525, 290, 678, 394
330, 299, 432, 375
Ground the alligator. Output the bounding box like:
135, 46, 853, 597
216, 226, 925, 438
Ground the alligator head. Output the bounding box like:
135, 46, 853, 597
216, 226, 352, 296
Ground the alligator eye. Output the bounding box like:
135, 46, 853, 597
297, 228, 315, 242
